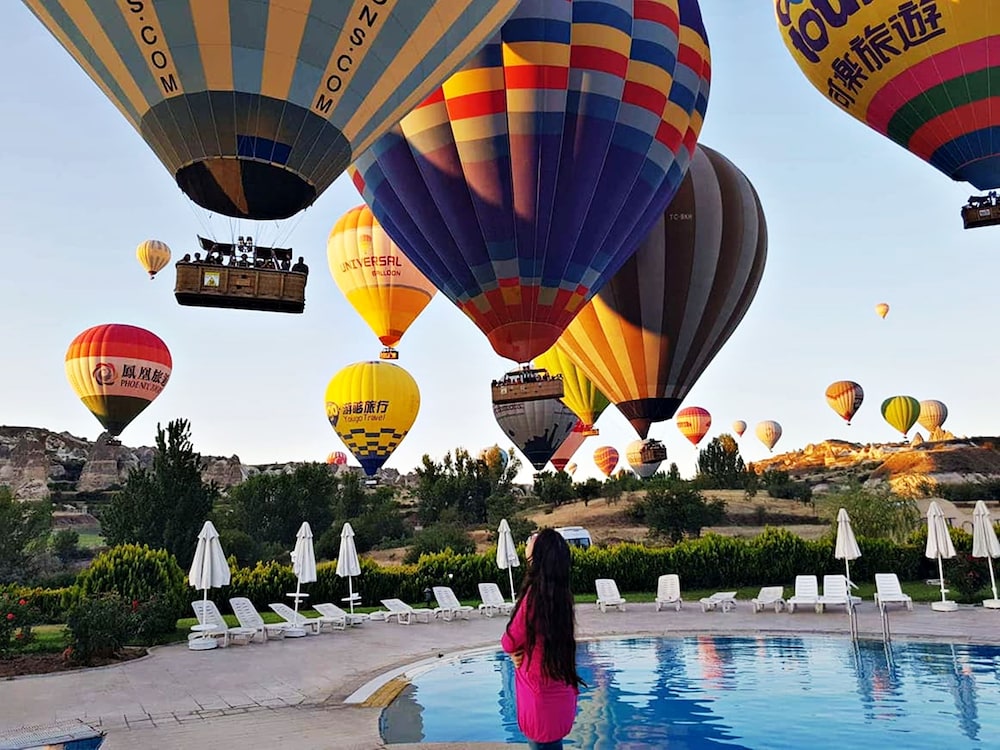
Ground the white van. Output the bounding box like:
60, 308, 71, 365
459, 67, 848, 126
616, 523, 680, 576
555, 526, 593, 550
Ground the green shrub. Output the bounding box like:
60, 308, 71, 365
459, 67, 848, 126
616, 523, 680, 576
404, 524, 475, 564
946, 552, 990, 602
4, 586, 75, 623
65, 594, 135, 664
0, 592, 40, 658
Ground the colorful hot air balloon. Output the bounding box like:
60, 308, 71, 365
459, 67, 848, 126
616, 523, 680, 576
825, 381, 865, 425
136, 239, 171, 280
326, 451, 348, 466
593, 446, 620, 479
565, 462, 578, 478
493, 398, 577, 472
676, 407, 712, 447
350, 0, 712, 363
324, 361, 420, 476
732, 420, 747, 438
918, 400, 949, 433
776, 1, 1000, 193
535, 346, 610, 437
756, 420, 782, 453
557, 145, 766, 438
65, 324, 172, 437
478, 445, 510, 471
25, 1, 519, 220
881, 395, 921, 437
550, 424, 587, 474
875, 303, 890, 320
626, 439, 667, 479
327, 205, 438, 359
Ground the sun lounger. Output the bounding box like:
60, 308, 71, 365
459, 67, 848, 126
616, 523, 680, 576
751, 586, 786, 613
595, 579, 627, 612
268, 602, 324, 635
433, 586, 474, 621
655, 574, 683, 612
478, 583, 514, 617
820, 574, 862, 611
699, 591, 737, 613
874, 573, 914, 612
191, 600, 256, 647
229, 597, 289, 641
380, 598, 433, 625
314, 602, 366, 627
786, 575, 822, 613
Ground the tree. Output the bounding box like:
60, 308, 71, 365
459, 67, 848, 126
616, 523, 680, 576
575, 479, 603, 507
696, 434, 748, 489
533, 471, 575, 507
642, 485, 726, 544
52, 529, 80, 564
414, 447, 522, 525
101, 419, 218, 567
0, 488, 51, 583
666, 463, 682, 481
818, 482, 920, 542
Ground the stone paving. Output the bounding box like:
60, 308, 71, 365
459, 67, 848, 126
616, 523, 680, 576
1, 600, 998, 749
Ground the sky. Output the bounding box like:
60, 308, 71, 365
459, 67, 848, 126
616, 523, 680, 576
0, 4, 995, 485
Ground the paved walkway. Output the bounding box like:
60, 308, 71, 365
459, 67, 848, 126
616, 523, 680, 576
2, 601, 999, 749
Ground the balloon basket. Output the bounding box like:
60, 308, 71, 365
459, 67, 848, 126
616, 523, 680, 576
379, 348, 399, 360
931, 600, 958, 612
983, 599, 1000, 609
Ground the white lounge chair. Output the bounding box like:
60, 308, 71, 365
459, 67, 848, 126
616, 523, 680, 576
315, 602, 367, 627
751, 586, 786, 613
699, 591, 737, 613
229, 597, 289, 641
478, 583, 514, 617
268, 602, 324, 635
433, 586, 474, 621
820, 574, 862, 611
191, 600, 256, 647
380, 598, 433, 625
874, 573, 914, 612
655, 574, 683, 612
787, 575, 822, 613
595, 579, 627, 612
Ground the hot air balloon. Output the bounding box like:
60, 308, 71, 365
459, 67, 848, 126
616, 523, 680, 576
565, 462, 578, 478
556, 144, 767, 438
136, 240, 171, 280
324, 361, 420, 476
326, 451, 348, 466
626, 439, 667, 479
676, 407, 712, 447
550, 424, 587, 474
918, 400, 949, 433
478, 445, 510, 471
825, 381, 865, 425
26, 1, 520, 221
775, 1, 1000, 228
881, 396, 921, 437
327, 205, 438, 359
875, 303, 890, 320
732, 420, 747, 438
593, 447, 620, 479
65, 324, 172, 437
535, 346, 610, 437
350, 0, 712, 363
756, 420, 782, 453
493, 398, 577, 472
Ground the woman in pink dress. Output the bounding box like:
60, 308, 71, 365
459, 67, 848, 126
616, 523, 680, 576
501, 529, 585, 749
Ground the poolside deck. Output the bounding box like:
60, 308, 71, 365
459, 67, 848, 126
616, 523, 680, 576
1, 601, 997, 749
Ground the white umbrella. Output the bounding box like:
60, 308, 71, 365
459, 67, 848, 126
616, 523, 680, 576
496, 519, 520, 603
291, 522, 317, 624
188, 520, 230, 627
926, 501, 957, 611
336, 522, 362, 614
972, 500, 1000, 607
834, 508, 861, 587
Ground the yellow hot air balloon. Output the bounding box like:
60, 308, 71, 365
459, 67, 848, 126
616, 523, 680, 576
732, 420, 747, 438
328, 205, 437, 360
136, 239, 171, 280
875, 303, 890, 320
535, 345, 610, 437
755, 420, 782, 453
825, 381, 865, 425
676, 407, 712, 447
918, 400, 949, 433
324, 361, 419, 476
593, 447, 619, 479
881, 396, 921, 437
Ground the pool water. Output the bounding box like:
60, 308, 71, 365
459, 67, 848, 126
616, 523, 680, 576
380, 636, 1000, 748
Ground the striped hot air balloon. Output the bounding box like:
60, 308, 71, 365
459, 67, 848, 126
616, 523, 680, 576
25, 1, 519, 220
676, 406, 711, 446
881, 395, 921, 437
593, 446, 620, 479
918, 400, 949, 433
136, 239, 171, 280
350, 0, 712, 363
535, 346, 610, 437
755, 420, 782, 453
326, 451, 348, 466
550, 423, 587, 473
825, 381, 865, 425
65, 324, 172, 437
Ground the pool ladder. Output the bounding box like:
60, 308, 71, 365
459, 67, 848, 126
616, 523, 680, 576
847, 598, 859, 641
879, 602, 892, 644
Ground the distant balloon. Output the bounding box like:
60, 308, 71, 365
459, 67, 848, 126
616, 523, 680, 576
326, 451, 348, 466
755, 420, 782, 452
479, 445, 510, 471
324, 361, 420, 476
918, 400, 949, 433
593, 447, 620, 479
825, 381, 865, 425
676, 407, 712, 447
534, 346, 610, 437
732, 420, 747, 438
565, 462, 578, 478
65, 324, 172, 437
626, 439, 667, 480
493, 398, 577, 472
881, 396, 921, 437
875, 303, 890, 320
550, 425, 587, 474
136, 240, 171, 280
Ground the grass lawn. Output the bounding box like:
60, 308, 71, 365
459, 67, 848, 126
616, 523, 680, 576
75, 531, 105, 549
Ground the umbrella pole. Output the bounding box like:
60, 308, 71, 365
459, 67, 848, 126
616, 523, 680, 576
348, 577, 355, 614
844, 559, 851, 588
937, 555, 948, 602
990, 557, 999, 602
507, 567, 515, 605
202, 587, 208, 627
293, 579, 302, 619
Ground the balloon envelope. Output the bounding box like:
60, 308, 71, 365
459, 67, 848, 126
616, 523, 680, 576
65, 324, 172, 437
25, 1, 520, 219
593, 446, 620, 479
881, 395, 921, 437
556, 145, 767, 438
756, 420, 782, 452
534, 346, 610, 436
626, 439, 667, 479
550, 424, 587, 473
918, 400, 949, 433
875, 303, 890, 319
826, 380, 865, 425
676, 407, 712, 446
136, 239, 171, 279
326, 451, 348, 466
350, 0, 712, 362
732, 420, 747, 437
493, 397, 577, 472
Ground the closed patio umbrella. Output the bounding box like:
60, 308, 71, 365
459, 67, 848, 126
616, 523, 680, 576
337, 522, 362, 614
972, 501, 1000, 608
926, 501, 957, 612
834, 508, 861, 587
288, 522, 317, 637
188, 520, 230, 650
496, 518, 520, 604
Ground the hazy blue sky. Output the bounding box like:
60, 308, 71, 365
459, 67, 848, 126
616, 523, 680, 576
0, 4, 993, 484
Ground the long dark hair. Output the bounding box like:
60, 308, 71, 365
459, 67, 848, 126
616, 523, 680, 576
505, 528, 585, 688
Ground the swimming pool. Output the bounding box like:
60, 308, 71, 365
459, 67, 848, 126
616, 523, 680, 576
380, 636, 1000, 747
